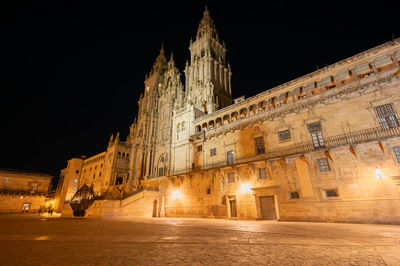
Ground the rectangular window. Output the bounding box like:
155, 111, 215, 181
206, 188, 211, 194
2, 178, 8, 184
308, 122, 325, 149
394, 147, 400, 163
278, 129, 291, 141
74, 178, 78, 183
227, 150, 234, 165
227, 172, 235, 183
375, 104, 399, 129
258, 168, 267, 179
22, 203, 30, 211
197, 145, 202, 152
254, 137, 265, 155
75, 170, 79, 174
324, 189, 339, 198
289, 191, 300, 199
210, 148, 216, 156
317, 158, 330, 172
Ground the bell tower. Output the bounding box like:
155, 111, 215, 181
184, 6, 232, 114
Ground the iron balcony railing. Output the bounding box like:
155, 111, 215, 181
170, 126, 400, 176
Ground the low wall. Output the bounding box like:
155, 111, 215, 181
0, 194, 45, 213
279, 198, 400, 224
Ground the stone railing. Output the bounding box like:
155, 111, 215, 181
172, 126, 400, 176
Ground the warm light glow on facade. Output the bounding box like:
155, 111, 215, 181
172, 190, 182, 199
375, 167, 384, 180
240, 183, 252, 193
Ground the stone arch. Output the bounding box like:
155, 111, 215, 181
239, 108, 248, 118
231, 111, 238, 121
157, 154, 167, 177
223, 114, 230, 125
216, 117, 222, 127
249, 104, 257, 115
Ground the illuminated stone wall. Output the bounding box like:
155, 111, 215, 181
0, 169, 52, 213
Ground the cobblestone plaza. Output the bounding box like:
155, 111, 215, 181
0, 215, 399, 265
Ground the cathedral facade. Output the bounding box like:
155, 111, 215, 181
58, 8, 400, 223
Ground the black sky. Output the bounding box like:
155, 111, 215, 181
1, 1, 400, 180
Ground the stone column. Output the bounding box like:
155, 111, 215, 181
224, 68, 227, 91
228, 72, 232, 95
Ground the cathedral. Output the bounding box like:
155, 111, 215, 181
56, 7, 400, 224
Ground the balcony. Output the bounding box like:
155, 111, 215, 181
171, 126, 400, 176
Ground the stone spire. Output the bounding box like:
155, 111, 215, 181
150, 43, 167, 75
196, 5, 219, 41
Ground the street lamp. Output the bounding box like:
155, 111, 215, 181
240, 183, 252, 193
172, 190, 182, 199
375, 167, 384, 180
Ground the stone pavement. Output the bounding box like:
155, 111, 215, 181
0, 215, 399, 265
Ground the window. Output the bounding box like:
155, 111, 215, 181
2, 178, 8, 184
375, 104, 399, 129
289, 191, 300, 199
158, 167, 164, 177
197, 145, 202, 152
254, 137, 265, 155
99, 172, 102, 177
227, 150, 234, 165
101, 163, 103, 168
206, 188, 211, 194
278, 130, 291, 141
93, 174, 95, 179
73, 186, 76, 190
324, 189, 339, 198
95, 165, 97, 170
258, 168, 267, 179
317, 158, 330, 172
227, 172, 235, 183
75, 170, 79, 174
31, 184, 37, 192
394, 147, 400, 163
210, 148, 216, 156
22, 203, 30, 211
74, 179, 78, 183
308, 122, 325, 149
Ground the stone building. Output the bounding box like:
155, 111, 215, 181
0, 168, 52, 213
60, 7, 400, 223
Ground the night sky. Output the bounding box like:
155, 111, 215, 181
2, 1, 400, 182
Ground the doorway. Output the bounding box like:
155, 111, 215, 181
152, 200, 158, 217
259, 196, 277, 220
229, 198, 237, 218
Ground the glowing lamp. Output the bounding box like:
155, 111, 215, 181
375, 167, 384, 180
171, 190, 182, 199
240, 183, 252, 193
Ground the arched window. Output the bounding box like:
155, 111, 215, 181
115, 177, 123, 185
